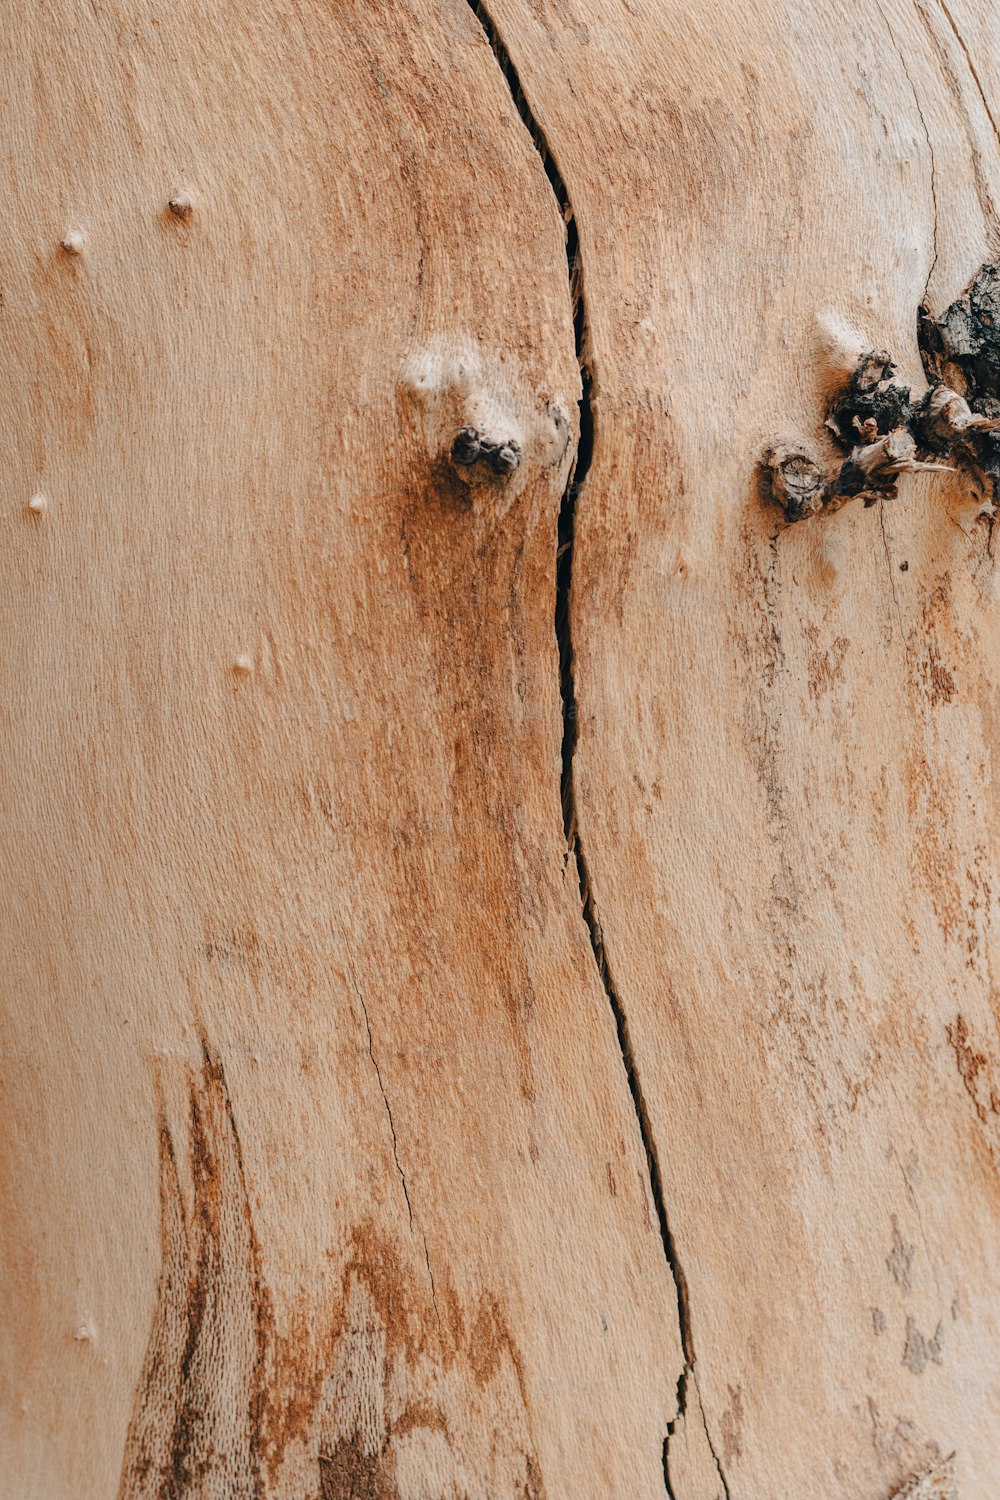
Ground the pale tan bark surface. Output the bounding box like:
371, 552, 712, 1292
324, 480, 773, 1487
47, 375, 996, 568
490, 0, 1000, 1494
0, 4, 679, 1496
2, 2, 999, 1498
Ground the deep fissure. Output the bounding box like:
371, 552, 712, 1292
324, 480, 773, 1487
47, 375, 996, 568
467, 5, 725, 1493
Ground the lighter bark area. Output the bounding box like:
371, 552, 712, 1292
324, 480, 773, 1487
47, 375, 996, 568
2, 2, 1000, 1498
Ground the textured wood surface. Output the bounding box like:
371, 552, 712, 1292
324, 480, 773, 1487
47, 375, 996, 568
490, 0, 1000, 1493
2, 1, 1000, 1497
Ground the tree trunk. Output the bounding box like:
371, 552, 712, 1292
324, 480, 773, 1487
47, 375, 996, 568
3, 2, 999, 1496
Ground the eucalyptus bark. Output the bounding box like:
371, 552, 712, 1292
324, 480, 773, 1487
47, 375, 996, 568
2, 3, 1000, 1498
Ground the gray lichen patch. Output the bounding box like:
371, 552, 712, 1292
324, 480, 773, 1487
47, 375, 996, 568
902, 1316, 943, 1375
887, 1217, 915, 1290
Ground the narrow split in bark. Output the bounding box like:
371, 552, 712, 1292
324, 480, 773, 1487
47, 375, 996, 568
465, 7, 723, 1493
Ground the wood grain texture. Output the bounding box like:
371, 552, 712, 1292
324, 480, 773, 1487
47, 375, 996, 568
482, 0, 1000, 1494
4, 1, 1000, 1498
0, 2, 680, 1496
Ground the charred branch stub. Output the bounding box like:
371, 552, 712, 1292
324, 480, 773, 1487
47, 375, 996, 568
768, 268, 1000, 525
919, 264, 1000, 499
766, 351, 951, 524
826, 354, 952, 506
827, 350, 915, 441
450, 425, 522, 476
919, 264, 1000, 400
919, 382, 1000, 448
829, 426, 941, 506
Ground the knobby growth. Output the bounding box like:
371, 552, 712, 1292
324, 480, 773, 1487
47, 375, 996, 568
768, 265, 1000, 525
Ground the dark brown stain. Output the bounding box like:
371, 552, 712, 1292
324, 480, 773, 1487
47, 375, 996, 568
522, 1455, 546, 1499
363, 452, 546, 1110
121, 1085, 543, 1497
805, 626, 849, 705
947, 1013, 1000, 1125
911, 582, 962, 709
438, 1265, 466, 1351
202, 922, 263, 966
919, 641, 957, 707
393, 1400, 450, 1443
467, 1292, 530, 1415
342, 1222, 434, 1364
906, 755, 968, 950
28, 250, 98, 450
119, 1044, 267, 1499
733, 517, 787, 838
200, 920, 290, 993
254, 1300, 333, 1488
720, 1383, 744, 1464
318, 1239, 542, 1496
467, 1293, 507, 1390
319, 1434, 396, 1500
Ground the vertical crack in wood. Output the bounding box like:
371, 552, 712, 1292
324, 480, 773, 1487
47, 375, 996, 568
465, 6, 723, 1493
344, 929, 441, 1325
347, 954, 440, 1332
935, 0, 1000, 152
875, 0, 939, 302
358, 986, 415, 1234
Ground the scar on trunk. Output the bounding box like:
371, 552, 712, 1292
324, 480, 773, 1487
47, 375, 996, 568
765, 266, 1000, 524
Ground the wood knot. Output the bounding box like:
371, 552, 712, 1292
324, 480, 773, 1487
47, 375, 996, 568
766, 449, 825, 520
451, 427, 522, 477
765, 348, 957, 524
